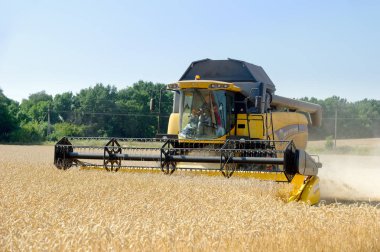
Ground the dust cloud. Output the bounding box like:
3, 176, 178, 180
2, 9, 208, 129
318, 154, 380, 201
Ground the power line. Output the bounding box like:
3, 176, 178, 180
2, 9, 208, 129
51, 110, 380, 120
49, 108, 380, 120
323, 117, 380, 120
51, 110, 170, 118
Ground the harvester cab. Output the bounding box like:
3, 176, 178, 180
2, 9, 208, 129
54, 59, 322, 205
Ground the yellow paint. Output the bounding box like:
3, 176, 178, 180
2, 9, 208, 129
80, 166, 162, 174
288, 174, 320, 205
235, 114, 266, 138
234, 112, 309, 150
168, 80, 241, 92
289, 174, 307, 202
299, 176, 320, 205
80, 165, 286, 181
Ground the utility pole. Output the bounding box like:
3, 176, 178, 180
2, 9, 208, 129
334, 107, 337, 148
47, 106, 51, 137
157, 89, 162, 134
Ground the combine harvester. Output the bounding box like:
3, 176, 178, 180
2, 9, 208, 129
54, 59, 322, 204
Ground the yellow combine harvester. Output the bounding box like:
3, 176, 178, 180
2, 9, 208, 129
54, 59, 322, 205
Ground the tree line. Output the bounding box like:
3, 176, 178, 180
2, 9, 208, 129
0, 81, 173, 142
300, 96, 380, 140
0, 81, 379, 143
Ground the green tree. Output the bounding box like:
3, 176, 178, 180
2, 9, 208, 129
115, 81, 172, 137
9, 121, 47, 143
52, 92, 77, 123
74, 83, 118, 136
18, 91, 52, 124
0, 89, 19, 141
49, 122, 87, 140
301, 96, 380, 140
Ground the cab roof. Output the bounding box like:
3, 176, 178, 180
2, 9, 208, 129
179, 58, 275, 87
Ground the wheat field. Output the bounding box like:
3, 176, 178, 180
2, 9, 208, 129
0, 145, 379, 251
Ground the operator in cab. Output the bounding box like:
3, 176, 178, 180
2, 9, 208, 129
179, 90, 225, 139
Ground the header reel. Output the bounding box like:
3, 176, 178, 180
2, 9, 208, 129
54, 137, 321, 181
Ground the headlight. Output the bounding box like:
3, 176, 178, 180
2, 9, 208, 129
209, 83, 230, 89
167, 83, 179, 89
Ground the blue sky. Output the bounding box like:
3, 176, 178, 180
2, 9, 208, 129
0, 0, 379, 102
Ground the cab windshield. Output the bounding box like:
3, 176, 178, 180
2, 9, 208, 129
179, 89, 226, 139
